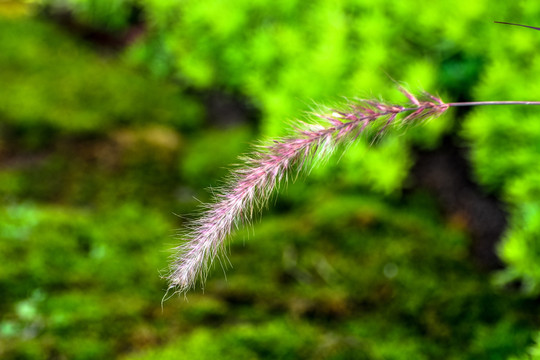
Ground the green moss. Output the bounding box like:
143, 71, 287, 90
124, 320, 321, 360
0, 17, 202, 136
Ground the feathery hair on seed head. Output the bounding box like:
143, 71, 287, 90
166, 88, 449, 294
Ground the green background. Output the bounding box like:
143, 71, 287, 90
1, 0, 540, 358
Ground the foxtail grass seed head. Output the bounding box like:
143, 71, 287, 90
166, 88, 450, 294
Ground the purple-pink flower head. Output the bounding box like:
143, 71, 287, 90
167, 88, 449, 294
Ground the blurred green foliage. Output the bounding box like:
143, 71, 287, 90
461, 16, 540, 295
0, 203, 171, 359
0, 17, 203, 135
1, 0, 540, 359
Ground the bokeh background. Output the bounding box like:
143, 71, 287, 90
1, 0, 540, 359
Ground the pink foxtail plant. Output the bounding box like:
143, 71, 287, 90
167, 87, 540, 294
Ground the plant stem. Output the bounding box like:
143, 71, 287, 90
399, 101, 540, 113
397, 101, 540, 114
448, 101, 540, 107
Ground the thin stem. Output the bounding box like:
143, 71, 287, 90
494, 21, 540, 32
448, 101, 540, 107
399, 101, 540, 113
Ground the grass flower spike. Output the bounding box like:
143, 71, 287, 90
167, 88, 540, 294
